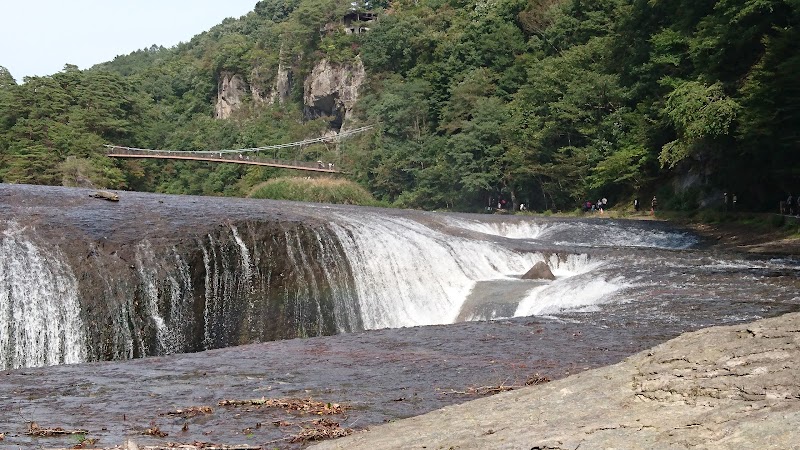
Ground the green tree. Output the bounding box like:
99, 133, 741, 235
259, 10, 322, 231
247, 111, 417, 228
659, 81, 739, 169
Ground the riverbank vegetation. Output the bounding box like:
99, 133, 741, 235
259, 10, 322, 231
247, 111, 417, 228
249, 176, 383, 205
0, 0, 798, 212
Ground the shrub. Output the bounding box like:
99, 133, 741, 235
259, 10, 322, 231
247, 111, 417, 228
249, 176, 382, 206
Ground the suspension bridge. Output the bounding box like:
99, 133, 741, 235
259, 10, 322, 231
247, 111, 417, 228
105, 125, 374, 173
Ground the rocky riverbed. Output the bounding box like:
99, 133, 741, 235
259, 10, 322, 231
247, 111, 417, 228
312, 311, 800, 450
1, 315, 671, 449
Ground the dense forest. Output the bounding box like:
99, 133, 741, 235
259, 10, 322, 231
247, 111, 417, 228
0, 0, 798, 212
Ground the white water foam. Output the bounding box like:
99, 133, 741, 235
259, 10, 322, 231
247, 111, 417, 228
443, 217, 550, 239
230, 225, 254, 289
515, 272, 628, 316
545, 222, 697, 249
329, 213, 618, 329
0, 222, 86, 369
135, 240, 195, 355
446, 217, 697, 250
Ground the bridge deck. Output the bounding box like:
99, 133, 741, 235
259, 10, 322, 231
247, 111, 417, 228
107, 151, 341, 173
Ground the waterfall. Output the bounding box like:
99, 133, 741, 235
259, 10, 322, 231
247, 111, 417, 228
443, 217, 550, 239
445, 217, 698, 249
230, 225, 253, 289
328, 213, 608, 329
135, 241, 175, 354
1, 198, 632, 370
0, 222, 86, 370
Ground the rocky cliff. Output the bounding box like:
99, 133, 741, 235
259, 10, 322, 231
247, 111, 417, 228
214, 72, 248, 119
303, 57, 366, 131
214, 57, 364, 131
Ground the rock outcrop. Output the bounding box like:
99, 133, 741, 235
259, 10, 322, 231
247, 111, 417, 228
215, 63, 293, 119
215, 56, 365, 130
250, 61, 292, 106
214, 72, 248, 119
303, 57, 366, 131
521, 261, 556, 280
311, 312, 800, 449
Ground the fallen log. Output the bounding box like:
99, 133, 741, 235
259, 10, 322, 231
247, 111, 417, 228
441, 384, 521, 396
218, 397, 347, 415
90, 190, 120, 201
26, 422, 88, 436
159, 406, 213, 418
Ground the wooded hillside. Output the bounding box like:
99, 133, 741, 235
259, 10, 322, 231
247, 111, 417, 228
1, 0, 797, 212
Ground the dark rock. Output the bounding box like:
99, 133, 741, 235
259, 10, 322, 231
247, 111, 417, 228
521, 262, 555, 280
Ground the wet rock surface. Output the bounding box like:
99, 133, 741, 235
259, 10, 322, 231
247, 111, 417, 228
2, 184, 800, 449
1, 316, 671, 448
311, 312, 800, 450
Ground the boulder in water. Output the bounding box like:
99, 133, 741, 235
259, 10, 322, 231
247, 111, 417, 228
521, 262, 555, 280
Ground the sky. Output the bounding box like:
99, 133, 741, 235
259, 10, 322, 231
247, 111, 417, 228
0, 0, 258, 83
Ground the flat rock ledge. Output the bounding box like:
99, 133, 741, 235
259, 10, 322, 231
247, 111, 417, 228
312, 312, 800, 449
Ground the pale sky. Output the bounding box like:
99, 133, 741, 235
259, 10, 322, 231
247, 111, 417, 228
0, 0, 258, 83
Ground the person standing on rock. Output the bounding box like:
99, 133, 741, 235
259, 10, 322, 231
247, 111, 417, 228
651, 196, 658, 214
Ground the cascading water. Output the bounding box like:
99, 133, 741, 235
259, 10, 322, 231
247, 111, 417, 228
9, 184, 769, 372
328, 213, 607, 328
0, 222, 86, 369
0, 207, 631, 370
446, 216, 698, 249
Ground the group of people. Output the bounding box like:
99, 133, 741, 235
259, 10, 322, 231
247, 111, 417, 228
783, 194, 800, 215
722, 192, 739, 211
487, 198, 528, 212
582, 196, 659, 214
583, 197, 609, 213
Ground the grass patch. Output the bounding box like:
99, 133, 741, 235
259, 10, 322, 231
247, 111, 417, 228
249, 177, 384, 206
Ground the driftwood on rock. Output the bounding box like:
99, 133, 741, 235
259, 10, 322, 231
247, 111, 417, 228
218, 397, 347, 415
521, 261, 555, 280
442, 375, 550, 396
441, 384, 520, 396
160, 406, 213, 418
141, 425, 167, 437
289, 418, 354, 443
90, 190, 120, 201
26, 422, 88, 436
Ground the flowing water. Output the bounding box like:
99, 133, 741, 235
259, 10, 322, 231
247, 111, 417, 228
1, 184, 800, 447
0, 222, 86, 368
1, 184, 799, 371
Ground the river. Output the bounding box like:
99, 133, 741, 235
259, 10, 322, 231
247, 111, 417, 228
0, 183, 798, 447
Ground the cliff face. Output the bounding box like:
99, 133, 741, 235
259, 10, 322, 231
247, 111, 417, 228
215, 63, 293, 119
214, 72, 248, 119
216, 57, 366, 131
250, 61, 293, 106
303, 57, 366, 131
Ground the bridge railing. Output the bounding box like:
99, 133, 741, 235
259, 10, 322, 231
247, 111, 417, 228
104, 125, 376, 172
105, 146, 342, 172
